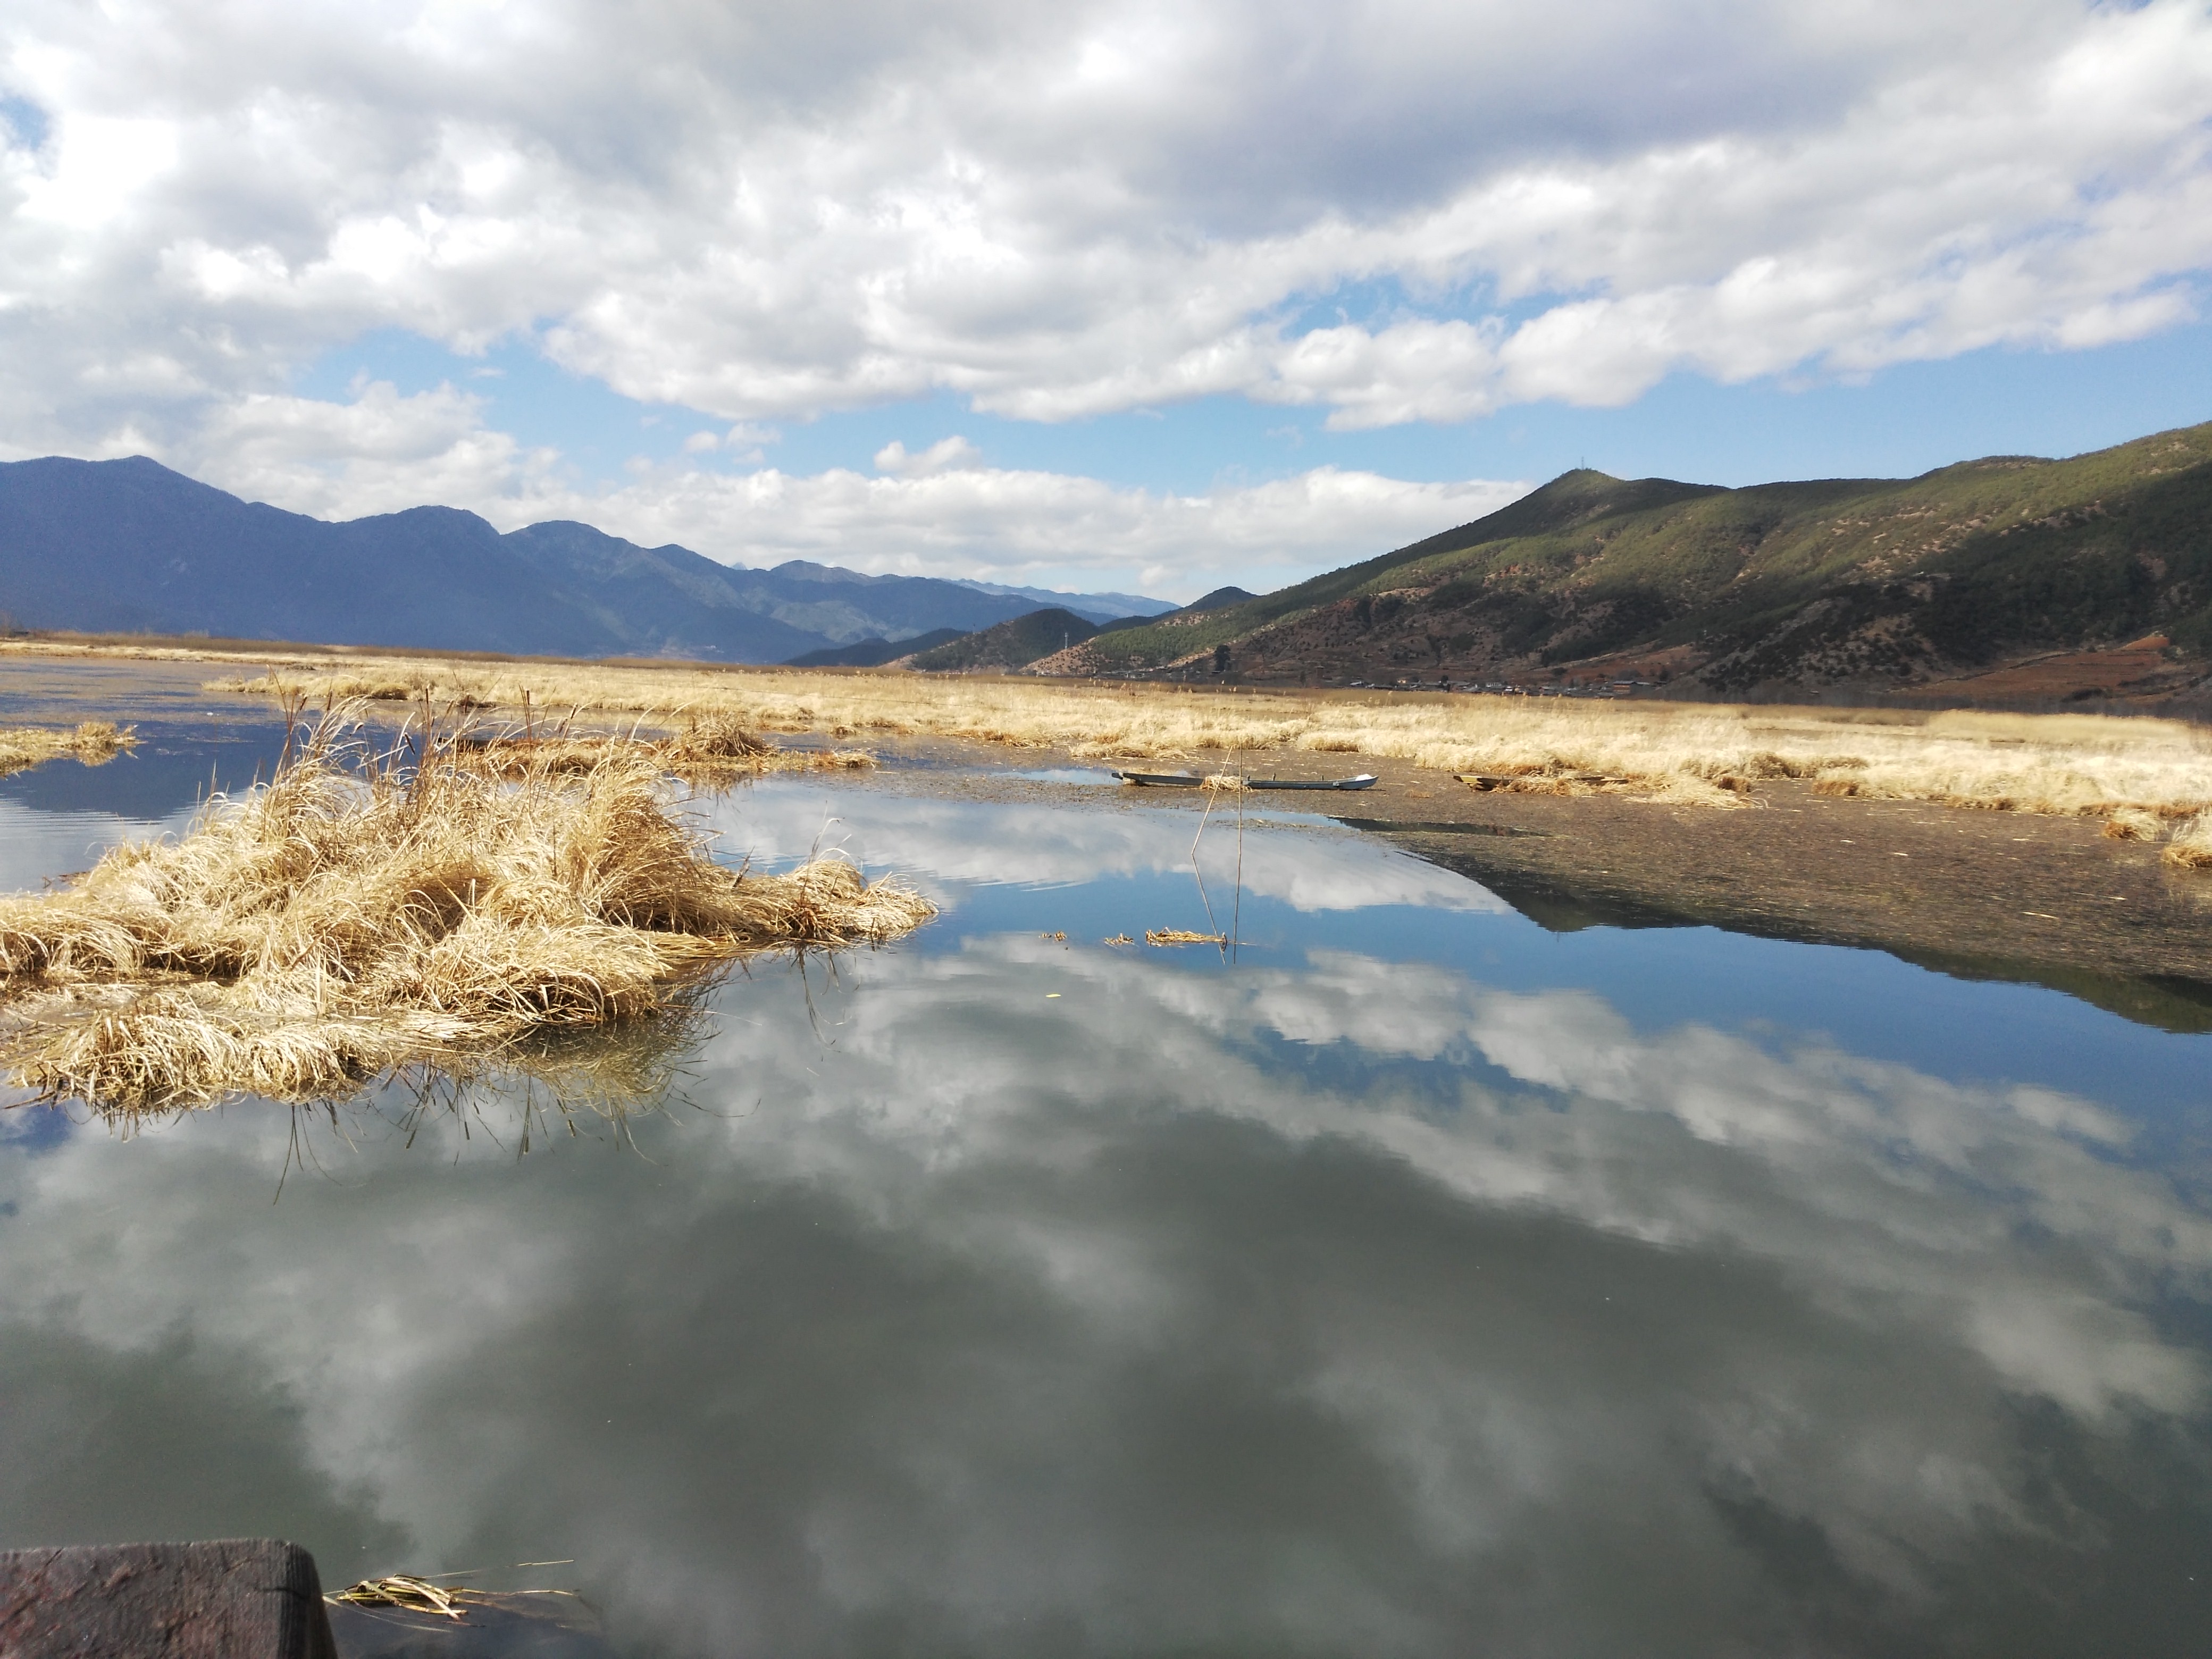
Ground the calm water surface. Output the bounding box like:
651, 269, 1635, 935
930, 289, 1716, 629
2, 668, 2210, 1657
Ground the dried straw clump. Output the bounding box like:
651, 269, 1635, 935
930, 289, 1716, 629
0, 720, 135, 777
2102, 807, 2166, 841
329, 1578, 475, 1620
326, 1574, 588, 1632
2166, 814, 2212, 871
659, 710, 875, 776
0, 712, 932, 1112
1146, 928, 1226, 946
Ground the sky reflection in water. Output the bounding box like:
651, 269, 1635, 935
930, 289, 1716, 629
2, 723, 2210, 1657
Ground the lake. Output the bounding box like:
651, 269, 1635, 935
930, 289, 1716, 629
2, 664, 2210, 1657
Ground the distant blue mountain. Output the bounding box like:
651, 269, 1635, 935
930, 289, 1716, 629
0, 456, 1171, 661
953, 580, 1176, 622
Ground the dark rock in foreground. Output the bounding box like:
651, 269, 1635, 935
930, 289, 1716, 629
0, 1538, 335, 1658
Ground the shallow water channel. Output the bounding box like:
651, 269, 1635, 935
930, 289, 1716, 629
3, 668, 2211, 1657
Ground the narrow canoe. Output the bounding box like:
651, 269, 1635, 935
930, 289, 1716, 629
1247, 775, 1379, 791
1110, 770, 1379, 790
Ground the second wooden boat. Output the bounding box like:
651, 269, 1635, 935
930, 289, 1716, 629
1247, 774, 1379, 791
1111, 770, 1379, 790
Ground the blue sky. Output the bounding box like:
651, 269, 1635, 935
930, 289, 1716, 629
6, 0, 2212, 600
301, 320, 2212, 503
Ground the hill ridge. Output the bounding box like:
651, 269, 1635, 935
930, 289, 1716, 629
903, 607, 1101, 672
1038, 422, 2212, 705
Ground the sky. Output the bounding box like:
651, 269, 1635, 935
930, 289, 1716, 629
3, 2, 2211, 603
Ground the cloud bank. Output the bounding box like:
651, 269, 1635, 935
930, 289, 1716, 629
4, 0, 2210, 580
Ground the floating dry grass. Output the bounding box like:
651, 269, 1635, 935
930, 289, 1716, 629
0, 708, 933, 1113
0, 719, 135, 776
185, 649, 2212, 823
326, 1574, 584, 1628
329, 1577, 477, 1620
1146, 928, 1226, 946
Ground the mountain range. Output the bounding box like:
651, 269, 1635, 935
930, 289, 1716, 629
9, 428, 2210, 708
0, 456, 1172, 661
1041, 421, 2212, 705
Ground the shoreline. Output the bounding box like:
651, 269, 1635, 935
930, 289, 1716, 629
851, 737, 2212, 1032
0, 650, 2206, 1031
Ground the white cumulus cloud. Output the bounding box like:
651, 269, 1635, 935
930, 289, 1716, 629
127, 376, 1525, 593
2, 0, 2209, 577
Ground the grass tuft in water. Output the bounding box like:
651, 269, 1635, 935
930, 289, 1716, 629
0, 719, 136, 776
0, 704, 932, 1113
2166, 813, 2212, 870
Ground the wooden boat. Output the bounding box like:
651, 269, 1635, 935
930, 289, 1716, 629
1248, 774, 1378, 791
1111, 769, 1379, 791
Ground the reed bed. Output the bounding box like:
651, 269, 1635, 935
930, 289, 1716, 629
200, 652, 2212, 831
0, 719, 134, 776
463, 710, 875, 779
0, 708, 933, 1113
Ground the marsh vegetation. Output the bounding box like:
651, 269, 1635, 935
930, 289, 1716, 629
462, 706, 878, 780
185, 651, 2212, 854
0, 705, 932, 1115
0, 718, 135, 775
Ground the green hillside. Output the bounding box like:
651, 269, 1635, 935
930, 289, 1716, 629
907, 607, 1100, 672
1071, 422, 2212, 694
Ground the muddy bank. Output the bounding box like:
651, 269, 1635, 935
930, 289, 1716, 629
862, 738, 2212, 1033
1311, 757, 2212, 1032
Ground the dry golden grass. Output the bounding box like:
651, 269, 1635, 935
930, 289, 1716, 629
326, 1575, 585, 1626
188, 649, 2212, 823
463, 709, 876, 780
2101, 808, 2166, 841
2166, 815, 2212, 870
0, 719, 135, 776
329, 1578, 475, 1620
9, 635, 2205, 818
0, 707, 933, 1113
1146, 928, 1227, 946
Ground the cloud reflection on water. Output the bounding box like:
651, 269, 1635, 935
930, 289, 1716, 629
1, 924, 2207, 1656
0, 798, 198, 893
696, 779, 1515, 915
